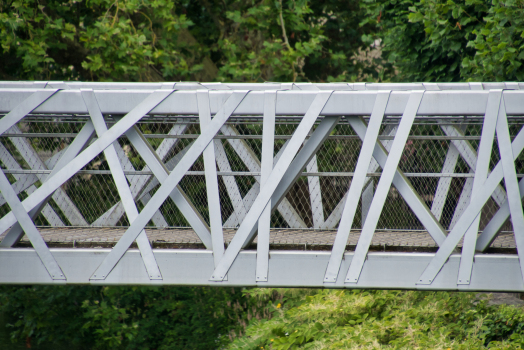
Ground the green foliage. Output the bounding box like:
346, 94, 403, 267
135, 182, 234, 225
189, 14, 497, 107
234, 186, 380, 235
0, 0, 377, 83
226, 289, 524, 349
2, 0, 524, 83
0, 285, 99, 348
462, 0, 524, 81
0, 285, 280, 349
0, 0, 203, 81
363, 0, 488, 82
4, 287, 524, 349
365, 0, 524, 82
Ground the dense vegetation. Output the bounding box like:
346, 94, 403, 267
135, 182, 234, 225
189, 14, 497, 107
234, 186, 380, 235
2, 0, 524, 348
2, 0, 524, 82
0, 0, 379, 82
228, 289, 524, 349
0, 285, 283, 349
368, 0, 524, 82
2, 286, 524, 349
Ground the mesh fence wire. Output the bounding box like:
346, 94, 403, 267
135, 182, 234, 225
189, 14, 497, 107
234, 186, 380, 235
1, 116, 523, 235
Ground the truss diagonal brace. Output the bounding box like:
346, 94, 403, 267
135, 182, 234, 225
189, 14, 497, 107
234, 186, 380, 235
347, 119, 448, 247
0, 89, 59, 135
0, 90, 174, 236
457, 90, 501, 285
441, 125, 507, 207
0, 144, 64, 234
431, 125, 467, 221
0, 121, 96, 247
6, 125, 88, 226
320, 125, 397, 229
495, 101, 524, 282
0, 169, 65, 280
417, 92, 524, 285
89, 91, 249, 280
324, 91, 391, 283
476, 178, 524, 251
240, 122, 340, 249
220, 126, 306, 229
197, 90, 225, 266
82, 89, 162, 280
345, 91, 425, 283
123, 127, 213, 249
92, 124, 188, 227
256, 90, 277, 282
209, 91, 335, 281
475, 124, 524, 251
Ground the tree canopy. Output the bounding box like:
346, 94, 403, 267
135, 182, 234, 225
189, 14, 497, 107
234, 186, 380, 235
2, 0, 524, 82
0, 0, 379, 82
367, 0, 524, 82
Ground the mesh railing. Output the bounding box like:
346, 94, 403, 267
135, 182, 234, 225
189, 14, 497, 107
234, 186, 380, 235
2, 116, 521, 233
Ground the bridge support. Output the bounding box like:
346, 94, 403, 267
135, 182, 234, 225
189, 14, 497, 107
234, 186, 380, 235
0, 82, 523, 290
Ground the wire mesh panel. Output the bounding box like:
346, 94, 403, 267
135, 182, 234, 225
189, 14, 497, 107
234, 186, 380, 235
4, 117, 520, 232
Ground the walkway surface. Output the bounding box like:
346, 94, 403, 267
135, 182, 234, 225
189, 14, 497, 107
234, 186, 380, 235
0, 227, 517, 250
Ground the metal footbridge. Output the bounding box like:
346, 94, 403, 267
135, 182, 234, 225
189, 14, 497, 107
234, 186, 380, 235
0, 81, 523, 291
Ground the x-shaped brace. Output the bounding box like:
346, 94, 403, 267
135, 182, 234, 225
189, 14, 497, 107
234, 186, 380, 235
418, 91, 524, 285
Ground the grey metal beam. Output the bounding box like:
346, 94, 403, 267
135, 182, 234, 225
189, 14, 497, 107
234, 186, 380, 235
494, 99, 524, 282
0, 89, 59, 135
0, 90, 174, 236
3, 90, 524, 116
345, 91, 424, 283
251, 116, 339, 245
92, 124, 187, 227
1, 249, 524, 291
430, 125, 466, 221
123, 127, 213, 248
457, 90, 501, 285
197, 90, 225, 267
0, 170, 65, 280
417, 97, 524, 285
0, 121, 96, 246
88, 91, 249, 280
320, 125, 397, 229
449, 173, 474, 230
324, 91, 391, 283
6, 125, 88, 226
256, 91, 277, 283
82, 89, 162, 280
475, 176, 524, 252
210, 92, 335, 281
221, 138, 304, 229
474, 123, 524, 251
1, 81, 523, 91
0, 143, 63, 228
219, 125, 306, 229
347, 118, 448, 246
441, 125, 507, 207
214, 140, 247, 224
0, 145, 67, 205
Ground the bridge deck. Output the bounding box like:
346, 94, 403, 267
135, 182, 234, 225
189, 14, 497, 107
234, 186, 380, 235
1, 227, 516, 251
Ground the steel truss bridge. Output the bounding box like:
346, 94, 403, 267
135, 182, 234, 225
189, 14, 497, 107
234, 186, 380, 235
0, 81, 523, 291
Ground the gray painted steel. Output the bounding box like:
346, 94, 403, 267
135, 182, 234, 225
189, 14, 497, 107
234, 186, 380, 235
0, 82, 523, 290
0, 249, 523, 292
